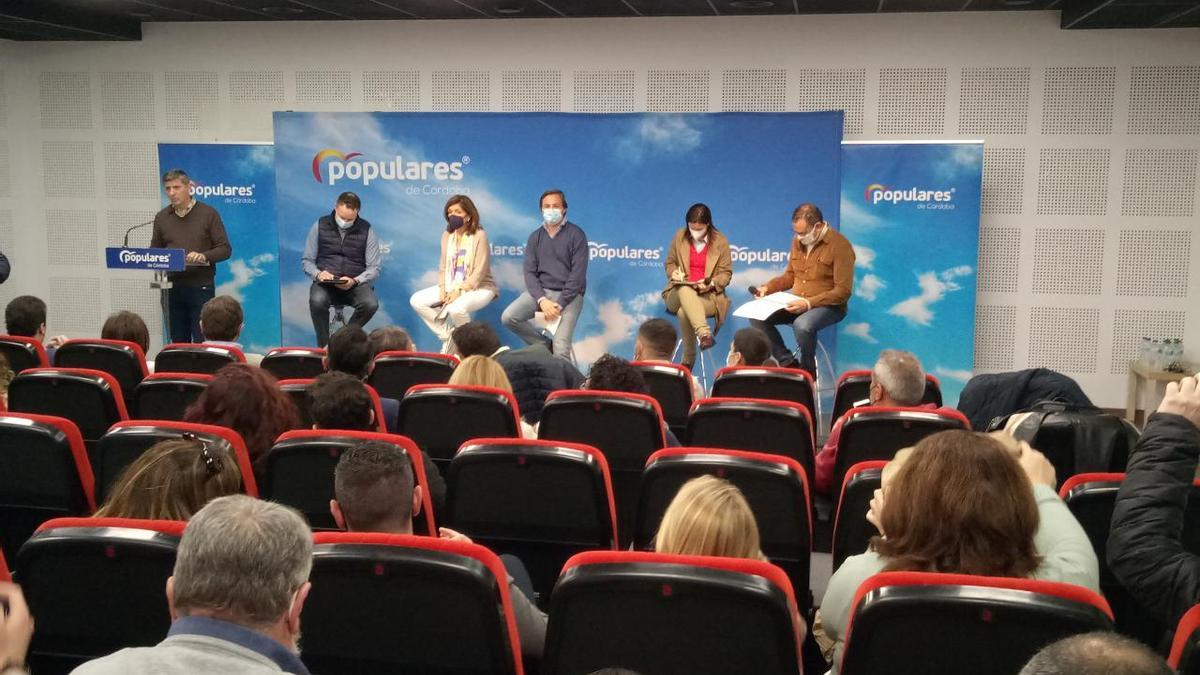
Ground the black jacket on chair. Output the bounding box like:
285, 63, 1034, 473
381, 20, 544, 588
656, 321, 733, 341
1108, 413, 1200, 627
957, 368, 1092, 432
495, 344, 584, 424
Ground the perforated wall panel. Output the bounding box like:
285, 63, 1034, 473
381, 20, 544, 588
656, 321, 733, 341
0, 70, 7, 128
977, 227, 1021, 294
103, 142, 158, 199
647, 70, 709, 112
0, 140, 8, 199
1128, 66, 1200, 135
100, 72, 154, 130
1121, 149, 1197, 217
982, 147, 1025, 215
1111, 309, 1188, 374
48, 276, 102, 336
959, 67, 1030, 135
110, 278, 165, 352
1036, 149, 1109, 216
722, 69, 786, 112
1028, 307, 1100, 373
1031, 228, 1105, 296
1042, 66, 1115, 135
796, 68, 865, 135
362, 71, 420, 111
974, 305, 1017, 372
229, 71, 285, 103
432, 71, 490, 111
0, 210, 13, 254
39, 72, 92, 129
46, 210, 98, 266
42, 141, 95, 198
501, 70, 562, 112
165, 71, 219, 130
572, 70, 635, 112
1116, 230, 1191, 298
296, 70, 351, 103
877, 67, 946, 135
107, 210, 158, 248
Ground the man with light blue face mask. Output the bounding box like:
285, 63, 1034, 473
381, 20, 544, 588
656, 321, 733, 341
501, 189, 588, 359
302, 191, 381, 347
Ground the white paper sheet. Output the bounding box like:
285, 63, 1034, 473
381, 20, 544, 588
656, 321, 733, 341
732, 292, 804, 321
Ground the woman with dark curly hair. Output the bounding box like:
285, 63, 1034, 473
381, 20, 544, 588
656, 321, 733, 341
183, 363, 301, 473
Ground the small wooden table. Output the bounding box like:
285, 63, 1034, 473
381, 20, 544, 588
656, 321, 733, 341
1127, 360, 1196, 422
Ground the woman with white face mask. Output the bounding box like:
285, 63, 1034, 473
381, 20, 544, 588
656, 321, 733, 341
661, 203, 734, 371
409, 195, 498, 353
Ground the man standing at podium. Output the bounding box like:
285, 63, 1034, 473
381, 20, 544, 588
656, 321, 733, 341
151, 169, 231, 343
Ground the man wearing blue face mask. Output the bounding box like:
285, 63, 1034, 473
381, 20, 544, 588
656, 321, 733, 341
303, 191, 381, 347
501, 189, 588, 359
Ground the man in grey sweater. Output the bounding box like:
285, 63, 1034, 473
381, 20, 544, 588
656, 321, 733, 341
73, 496, 313, 674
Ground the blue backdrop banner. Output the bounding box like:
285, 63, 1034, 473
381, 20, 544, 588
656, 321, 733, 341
836, 141, 984, 407
156, 143, 282, 351
272, 112, 844, 370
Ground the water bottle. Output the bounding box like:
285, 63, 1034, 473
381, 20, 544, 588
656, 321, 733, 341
1139, 337, 1152, 365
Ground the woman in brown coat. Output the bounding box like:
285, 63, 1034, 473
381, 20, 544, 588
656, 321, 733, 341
662, 203, 733, 369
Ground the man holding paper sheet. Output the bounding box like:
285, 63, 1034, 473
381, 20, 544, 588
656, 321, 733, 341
747, 203, 854, 376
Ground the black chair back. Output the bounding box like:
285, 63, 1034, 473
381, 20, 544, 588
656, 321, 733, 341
131, 373, 211, 421
366, 351, 456, 401
398, 384, 521, 471
8, 368, 128, 448
53, 339, 147, 407
261, 347, 327, 380
712, 366, 815, 414
154, 343, 243, 375
685, 397, 816, 482
832, 407, 969, 493
633, 362, 695, 439
0, 335, 49, 373
832, 461, 885, 571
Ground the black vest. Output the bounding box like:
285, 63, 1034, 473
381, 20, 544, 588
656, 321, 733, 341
315, 212, 371, 279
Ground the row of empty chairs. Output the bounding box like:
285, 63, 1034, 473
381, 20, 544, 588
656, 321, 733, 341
13, 515, 1125, 675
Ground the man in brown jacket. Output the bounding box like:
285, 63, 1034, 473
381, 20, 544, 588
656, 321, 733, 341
750, 203, 855, 376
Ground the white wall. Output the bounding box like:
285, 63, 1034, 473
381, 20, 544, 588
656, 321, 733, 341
0, 11, 1196, 409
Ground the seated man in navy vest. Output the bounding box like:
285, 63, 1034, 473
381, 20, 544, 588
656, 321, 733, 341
303, 191, 381, 347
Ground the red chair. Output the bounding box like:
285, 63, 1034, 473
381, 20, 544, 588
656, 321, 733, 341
155, 342, 246, 374
712, 365, 816, 414
0, 335, 49, 373
398, 384, 522, 469
0, 548, 8, 582
0, 413, 94, 562
831, 369, 943, 424
95, 421, 259, 502
447, 437, 617, 601
831, 406, 970, 493
685, 397, 816, 481
636, 447, 813, 612
544, 550, 804, 675
17, 517, 186, 674
831, 460, 887, 572
632, 361, 696, 439
841, 571, 1113, 675
131, 372, 212, 421
1169, 604, 1200, 674
8, 367, 129, 449
367, 351, 458, 401
277, 377, 388, 433
262, 429, 436, 533
304, 532, 524, 674
53, 338, 149, 406
261, 347, 327, 381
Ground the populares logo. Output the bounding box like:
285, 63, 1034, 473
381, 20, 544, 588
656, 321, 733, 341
864, 183, 954, 205
588, 242, 662, 262
119, 250, 172, 265
730, 244, 789, 265
311, 148, 466, 186
189, 180, 255, 199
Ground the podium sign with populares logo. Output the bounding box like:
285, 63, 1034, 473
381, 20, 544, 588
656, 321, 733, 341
105, 247, 186, 272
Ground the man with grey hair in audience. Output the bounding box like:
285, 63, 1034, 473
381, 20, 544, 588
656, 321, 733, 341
812, 349, 952, 495
1018, 631, 1171, 675
73, 495, 313, 674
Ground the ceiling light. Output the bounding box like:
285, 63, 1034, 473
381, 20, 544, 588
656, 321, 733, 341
730, 0, 775, 7
261, 6, 305, 16
495, 2, 525, 13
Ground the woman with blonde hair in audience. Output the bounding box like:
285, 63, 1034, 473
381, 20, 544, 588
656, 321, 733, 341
94, 437, 243, 520
448, 354, 537, 438
654, 474, 766, 560
820, 429, 1099, 674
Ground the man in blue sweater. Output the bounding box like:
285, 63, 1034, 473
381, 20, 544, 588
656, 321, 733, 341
501, 189, 588, 359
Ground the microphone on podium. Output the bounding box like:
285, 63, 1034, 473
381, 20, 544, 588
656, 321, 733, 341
122, 220, 154, 247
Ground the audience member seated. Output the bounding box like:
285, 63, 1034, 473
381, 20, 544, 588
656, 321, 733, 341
93, 437, 243, 520
101, 310, 151, 357
330, 441, 546, 660
633, 318, 703, 401
325, 325, 399, 433
1018, 631, 1172, 675
199, 295, 262, 366
450, 321, 584, 424
819, 430, 1099, 674
74, 495, 313, 674
4, 295, 66, 361
0, 582, 34, 675
367, 325, 413, 355
725, 327, 776, 367
1108, 373, 1200, 628
585, 354, 679, 447
307, 372, 445, 514
813, 349, 957, 496
448, 355, 537, 438
182, 364, 301, 475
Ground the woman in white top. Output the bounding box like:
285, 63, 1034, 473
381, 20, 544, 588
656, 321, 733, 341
409, 195, 498, 353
